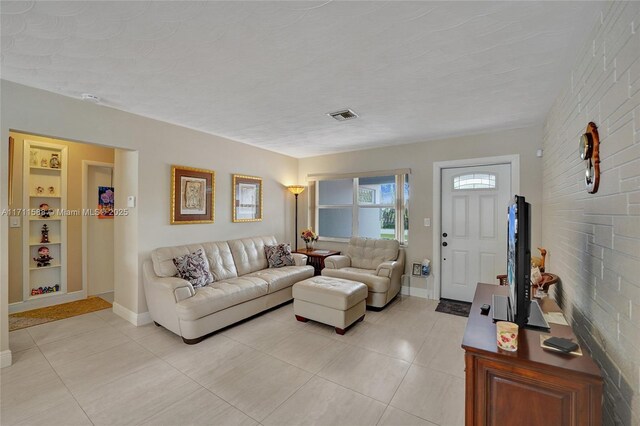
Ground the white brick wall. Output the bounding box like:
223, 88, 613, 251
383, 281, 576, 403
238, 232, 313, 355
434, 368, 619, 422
542, 2, 640, 425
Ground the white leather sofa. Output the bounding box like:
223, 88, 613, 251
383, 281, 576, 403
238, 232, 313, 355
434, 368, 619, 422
143, 236, 314, 343
321, 237, 405, 308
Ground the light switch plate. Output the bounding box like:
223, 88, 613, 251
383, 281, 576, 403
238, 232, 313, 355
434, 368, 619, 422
10, 217, 21, 228
424, 218, 431, 227
127, 196, 136, 208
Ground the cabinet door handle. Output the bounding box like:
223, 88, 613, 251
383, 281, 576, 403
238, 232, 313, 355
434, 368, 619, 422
442, 242, 448, 247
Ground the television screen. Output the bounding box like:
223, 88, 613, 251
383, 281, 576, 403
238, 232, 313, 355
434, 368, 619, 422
507, 202, 518, 317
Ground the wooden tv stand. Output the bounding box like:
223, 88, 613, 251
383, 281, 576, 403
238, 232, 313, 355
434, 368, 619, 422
462, 283, 603, 426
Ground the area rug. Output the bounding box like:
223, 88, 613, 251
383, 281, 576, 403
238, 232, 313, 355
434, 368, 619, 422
435, 298, 472, 318
9, 297, 112, 331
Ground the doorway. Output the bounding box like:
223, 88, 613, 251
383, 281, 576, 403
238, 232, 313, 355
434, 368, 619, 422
83, 162, 115, 299
432, 155, 519, 302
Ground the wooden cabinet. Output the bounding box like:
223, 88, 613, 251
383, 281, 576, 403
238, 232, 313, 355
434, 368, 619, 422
463, 284, 602, 426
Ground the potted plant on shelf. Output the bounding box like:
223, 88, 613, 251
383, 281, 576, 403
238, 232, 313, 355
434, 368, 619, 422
301, 228, 318, 251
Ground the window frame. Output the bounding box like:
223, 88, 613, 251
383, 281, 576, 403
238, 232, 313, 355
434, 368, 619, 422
314, 172, 409, 245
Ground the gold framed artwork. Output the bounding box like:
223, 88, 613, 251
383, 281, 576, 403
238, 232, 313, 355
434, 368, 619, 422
171, 165, 215, 224
232, 174, 262, 222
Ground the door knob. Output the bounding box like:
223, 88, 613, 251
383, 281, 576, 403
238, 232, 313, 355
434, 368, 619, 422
442, 242, 448, 247
442, 233, 447, 237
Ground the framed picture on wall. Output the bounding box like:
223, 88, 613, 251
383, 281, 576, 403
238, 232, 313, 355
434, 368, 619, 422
171, 165, 215, 224
232, 174, 262, 222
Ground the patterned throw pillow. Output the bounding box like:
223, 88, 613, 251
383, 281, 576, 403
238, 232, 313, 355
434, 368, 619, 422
264, 244, 295, 268
172, 249, 214, 289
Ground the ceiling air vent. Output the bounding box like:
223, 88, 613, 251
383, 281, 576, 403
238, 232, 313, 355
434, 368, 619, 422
328, 109, 358, 121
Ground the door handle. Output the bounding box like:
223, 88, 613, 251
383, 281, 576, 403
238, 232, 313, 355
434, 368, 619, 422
442, 242, 448, 247
442, 232, 448, 238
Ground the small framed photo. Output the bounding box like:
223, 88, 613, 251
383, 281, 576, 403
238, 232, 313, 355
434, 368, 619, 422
412, 263, 422, 276
233, 174, 262, 222
171, 165, 215, 224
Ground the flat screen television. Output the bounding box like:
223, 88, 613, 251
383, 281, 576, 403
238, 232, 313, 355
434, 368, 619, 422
493, 195, 549, 329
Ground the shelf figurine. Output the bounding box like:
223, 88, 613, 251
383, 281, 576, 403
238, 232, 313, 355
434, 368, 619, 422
41, 158, 48, 168
40, 224, 50, 243
34, 246, 53, 267
39, 203, 52, 218
49, 153, 60, 169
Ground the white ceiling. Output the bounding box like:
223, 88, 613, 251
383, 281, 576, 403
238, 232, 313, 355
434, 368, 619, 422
1, 1, 604, 158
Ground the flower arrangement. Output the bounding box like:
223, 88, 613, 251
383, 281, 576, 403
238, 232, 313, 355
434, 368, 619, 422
300, 228, 318, 243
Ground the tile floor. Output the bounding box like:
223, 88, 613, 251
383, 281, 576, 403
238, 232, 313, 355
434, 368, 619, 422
1, 295, 467, 426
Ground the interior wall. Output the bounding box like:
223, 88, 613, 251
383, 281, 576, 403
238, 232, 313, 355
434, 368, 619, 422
1, 80, 299, 355
541, 2, 640, 424
8, 132, 115, 303
298, 126, 544, 295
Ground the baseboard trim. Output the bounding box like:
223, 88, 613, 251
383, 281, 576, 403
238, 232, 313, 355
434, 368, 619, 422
401, 285, 432, 299
112, 302, 152, 326
0, 350, 12, 368
9, 291, 85, 314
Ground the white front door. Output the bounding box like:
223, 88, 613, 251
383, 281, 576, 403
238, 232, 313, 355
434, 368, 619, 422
441, 164, 511, 302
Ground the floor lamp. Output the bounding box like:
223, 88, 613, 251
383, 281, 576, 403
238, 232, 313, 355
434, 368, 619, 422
287, 185, 305, 251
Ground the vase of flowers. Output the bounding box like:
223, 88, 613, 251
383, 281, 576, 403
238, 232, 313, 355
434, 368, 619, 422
301, 228, 318, 250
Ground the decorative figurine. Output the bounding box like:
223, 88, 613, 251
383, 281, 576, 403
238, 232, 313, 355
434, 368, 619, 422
39, 203, 52, 218
41, 158, 48, 168
49, 153, 60, 169
30, 149, 39, 167
33, 246, 53, 267
35, 186, 44, 195
40, 224, 50, 243
48, 186, 55, 195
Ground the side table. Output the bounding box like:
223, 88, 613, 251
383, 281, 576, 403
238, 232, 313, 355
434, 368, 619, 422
294, 249, 340, 276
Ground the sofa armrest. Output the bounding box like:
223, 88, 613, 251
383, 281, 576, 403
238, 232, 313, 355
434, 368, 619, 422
376, 261, 400, 278
292, 253, 308, 266
324, 255, 351, 270
143, 261, 195, 303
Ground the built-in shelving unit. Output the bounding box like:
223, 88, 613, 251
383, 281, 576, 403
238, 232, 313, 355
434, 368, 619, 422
23, 140, 68, 300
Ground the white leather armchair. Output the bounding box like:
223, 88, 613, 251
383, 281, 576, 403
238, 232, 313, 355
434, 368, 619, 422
322, 237, 405, 308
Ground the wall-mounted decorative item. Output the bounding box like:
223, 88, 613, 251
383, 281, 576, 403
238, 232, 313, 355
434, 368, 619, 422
233, 174, 263, 222
579, 122, 600, 193
412, 263, 422, 276
98, 186, 114, 219
171, 165, 215, 224
49, 153, 60, 168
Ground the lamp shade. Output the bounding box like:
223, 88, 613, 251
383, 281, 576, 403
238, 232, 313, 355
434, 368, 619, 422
287, 185, 305, 195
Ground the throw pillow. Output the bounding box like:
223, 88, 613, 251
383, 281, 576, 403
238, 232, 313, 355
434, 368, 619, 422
172, 248, 214, 289
265, 243, 295, 268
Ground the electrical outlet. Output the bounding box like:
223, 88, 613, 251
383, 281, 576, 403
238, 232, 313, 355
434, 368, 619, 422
10, 217, 20, 228
424, 218, 431, 227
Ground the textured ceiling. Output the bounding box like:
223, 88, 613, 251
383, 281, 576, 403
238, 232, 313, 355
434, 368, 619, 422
1, 1, 604, 158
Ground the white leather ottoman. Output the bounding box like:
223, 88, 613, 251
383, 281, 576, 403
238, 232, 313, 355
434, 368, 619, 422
292, 276, 368, 335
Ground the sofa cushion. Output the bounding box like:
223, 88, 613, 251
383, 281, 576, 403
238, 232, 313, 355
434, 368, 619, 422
172, 249, 214, 289
228, 236, 277, 276
322, 268, 391, 293
245, 265, 314, 293
175, 276, 269, 321
152, 244, 205, 278
346, 237, 399, 270
264, 244, 295, 268
201, 241, 238, 281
